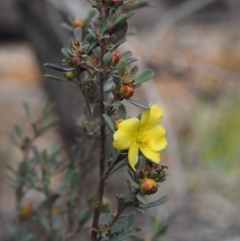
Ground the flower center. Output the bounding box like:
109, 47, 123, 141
137, 134, 150, 144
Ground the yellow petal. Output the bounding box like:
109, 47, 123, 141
143, 125, 167, 151
139, 143, 160, 164
113, 118, 140, 150
140, 104, 163, 132
128, 141, 139, 171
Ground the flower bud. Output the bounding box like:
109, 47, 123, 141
140, 178, 158, 195
72, 17, 84, 28
119, 84, 134, 98
63, 71, 76, 81
114, 118, 123, 130
110, 53, 120, 66
139, 166, 150, 178
72, 56, 82, 66
71, 40, 80, 50
19, 202, 34, 219
101, 197, 110, 210
109, 0, 123, 7
149, 164, 165, 178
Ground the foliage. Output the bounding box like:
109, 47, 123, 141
7, 1, 169, 240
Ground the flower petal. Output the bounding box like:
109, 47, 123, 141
139, 143, 160, 164
128, 141, 139, 171
143, 125, 167, 151
140, 104, 163, 132
113, 117, 140, 150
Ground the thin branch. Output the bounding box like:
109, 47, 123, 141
91, 45, 107, 241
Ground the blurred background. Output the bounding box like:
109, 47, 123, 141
1, 0, 240, 240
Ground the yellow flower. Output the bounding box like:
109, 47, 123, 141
113, 104, 167, 171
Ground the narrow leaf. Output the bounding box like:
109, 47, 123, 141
74, 27, 82, 42
136, 192, 146, 204
117, 59, 126, 75
126, 98, 149, 110
43, 74, 70, 82
112, 74, 121, 86
102, 20, 110, 34
140, 196, 168, 209
135, 69, 154, 84
102, 114, 115, 133
23, 102, 31, 122
120, 51, 132, 60
103, 52, 112, 67
126, 11, 135, 20
44, 63, 75, 72
61, 47, 72, 58
118, 104, 127, 119
109, 230, 136, 241
112, 14, 127, 28
130, 65, 139, 75
111, 101, 122, 107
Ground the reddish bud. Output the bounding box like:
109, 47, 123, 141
72, 56, 82, 66
114, 118, 123, 130
139, 166, 150, 178
19, 202, 34, 219
119, 84, 134, 98
71, 40, 80, 50
140, 178, 158, 195
72, 17, 84, 28
149, 164, 165, 178
109, 0, 123, 7
110, 53, 120, 66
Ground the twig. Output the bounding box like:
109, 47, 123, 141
91, 45, 107, 241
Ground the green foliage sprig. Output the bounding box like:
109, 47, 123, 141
8, 1, 169, 241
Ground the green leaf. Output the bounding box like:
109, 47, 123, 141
111, 22, 128, 45
109, 230, 136, 241
130, 181, 139, 189
112, 14, 127, 28
116, 194, 125, 209
140, 196, 168, 209
126, 180, 132, 193
112, 74, 121, 86
23, 102, 32, 122
14, 125, 22, 138
108, 159, 128, 176
102, 20, 110, 34
103, 52, 112, 67
125, 58, 137, 65
136, 192, 146, 204
41, 103, 56, 122
126, 212, 135, 227
130, 65, 139, 76
120, 51, 132, 60
83, 33, 93, 45
118, 104, 127, 119
61, 47, 72, 58
135, 69, 154, 85
111, 101, 122, 107
126, 98, 149, 110
74, 27, 82, 42
43, 74, 70, 82
135, 208, 145, 214
102, 114, 115, 133
117, 59, 127, 75
126, 11, 135, 20
84, 10, 96, 26
38, 216, 50, 232
44, 63, 75, 72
